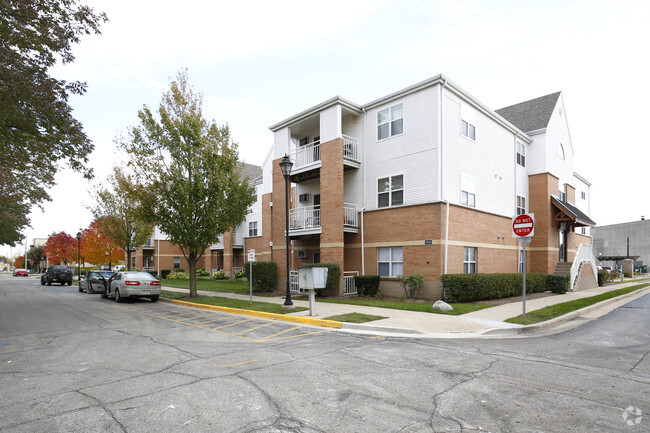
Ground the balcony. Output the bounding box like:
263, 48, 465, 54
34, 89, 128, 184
142, 238, 154, 250
289, 203, 359, 235
210, 235, 225, 250
290, 135, 360, 182
232, 233, 244, 248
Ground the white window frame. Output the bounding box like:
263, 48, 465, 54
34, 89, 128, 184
461, 119, 476, 141
377, 247, 403, 277
559, 184, 566, 202
516, 195, 526, 215
516, 141, 526, 167
248, 221, 258, 237
377, 103, 404, 141
464, 247, 477, 274
460, 174, 476, 208
581, 191, 586, 200
377, 174, 404, 208
173, 257, 181, 269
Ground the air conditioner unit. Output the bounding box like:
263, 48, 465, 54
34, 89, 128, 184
297, 250, 308, 259
298, 193, 310, 203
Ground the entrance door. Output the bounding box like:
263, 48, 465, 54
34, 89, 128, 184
559, 229, 567, 262
313, 194, 321, 227
313, 251, 321, 264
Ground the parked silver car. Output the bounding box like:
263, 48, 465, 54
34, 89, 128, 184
103, 272, 161, 302
82, 270, 115, 293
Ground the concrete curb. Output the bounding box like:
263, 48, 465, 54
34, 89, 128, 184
164, 299, 342, 329
480, 286, 650, 335
341, 322, 424, 335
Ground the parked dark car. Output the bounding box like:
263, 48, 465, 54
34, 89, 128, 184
41, 265, 73, 286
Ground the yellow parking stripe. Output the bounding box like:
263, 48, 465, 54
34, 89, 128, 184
220, 359, 257, 368
234, 322, 275, 336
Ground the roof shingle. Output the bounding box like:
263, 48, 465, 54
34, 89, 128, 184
496, 92, 561, 133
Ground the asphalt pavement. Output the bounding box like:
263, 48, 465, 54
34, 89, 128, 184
161, 279, 650, 338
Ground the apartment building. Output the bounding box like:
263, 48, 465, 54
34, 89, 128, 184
251, 74, 597, 298
131, 163, 263, 277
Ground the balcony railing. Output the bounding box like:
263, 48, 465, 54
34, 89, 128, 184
343, 271, 358, 295
290, 135, 359, 169
233, 233, 244, 247
289, 204, 358, 231
342, 135, 359, 161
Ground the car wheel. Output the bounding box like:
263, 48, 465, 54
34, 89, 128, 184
47, 279, 52, 286
40, 278, 45, 286
151, 295, 159, 302
68, 281, 72, 286
114, 288, 123, 303
78, 284, 83, 292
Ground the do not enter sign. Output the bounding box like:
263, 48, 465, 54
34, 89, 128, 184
512, 213, 535, 238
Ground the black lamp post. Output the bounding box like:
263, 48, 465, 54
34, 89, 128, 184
280, 155, 294, 307
76, 231, 81, 287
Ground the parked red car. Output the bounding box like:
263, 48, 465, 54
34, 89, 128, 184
13, 268, 29, 277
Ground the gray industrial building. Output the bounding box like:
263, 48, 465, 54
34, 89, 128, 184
592, 218, 649, 272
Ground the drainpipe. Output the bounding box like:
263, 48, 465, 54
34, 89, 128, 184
361, 206, 366, 275
444, 200, 450, 274
362, 106, 367, 275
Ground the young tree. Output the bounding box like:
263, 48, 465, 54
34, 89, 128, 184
0, 1, 107, 245
90, 168, 153, 270
121, 70, 255, 297
26, 245, 45, 272
80, 218, 123, 266
44, 232, 76, 265
14, 256, 25, 269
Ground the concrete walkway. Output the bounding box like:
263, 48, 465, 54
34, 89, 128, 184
161, 279, 650, 338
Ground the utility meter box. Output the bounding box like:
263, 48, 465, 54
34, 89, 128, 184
299, 267, 329, 290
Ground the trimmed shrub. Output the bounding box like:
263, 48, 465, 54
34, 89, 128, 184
160, 269, 172, 279
167, 271, 190, 280
196, 268, 210, 277
397, 274, 424, 299
175, 267, 185, 273
213, 270, 228, 280
442, 273, 554, 303
301, 263, 341, 296
244, 261, 277, 292
547, 274, 570, 293
233, 269, 246, 279
355, 275, 381, 297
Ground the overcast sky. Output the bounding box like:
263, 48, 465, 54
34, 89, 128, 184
5, 0, 650, 258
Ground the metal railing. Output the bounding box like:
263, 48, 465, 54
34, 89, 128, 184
342, 135, 359, 161
232, 233, 244, 247
290, 206, 321, 230
292, 141, 321, 168
343, 271, 358, 295
570, 243, 598, 291
290, 270, 300, 293
343, 203, 358, 227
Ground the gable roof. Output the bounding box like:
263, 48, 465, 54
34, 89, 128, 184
496, 92, 561, 133
238, 162, 263, 184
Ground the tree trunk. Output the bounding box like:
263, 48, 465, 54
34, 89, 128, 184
126, 250, 131, 271
188, 251, 198, 297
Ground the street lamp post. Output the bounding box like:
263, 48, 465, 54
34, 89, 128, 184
76, 231, 81, 287
280, 155, 294, 307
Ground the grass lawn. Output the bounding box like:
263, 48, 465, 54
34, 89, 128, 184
505, 283, 650, 325
316, 297, 490, 316
160, 290, 307, 315
161, 279, 255, 295
323, 313, 387, 323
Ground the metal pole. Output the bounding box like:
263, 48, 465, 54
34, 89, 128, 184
522, 239, 527, 319
284, 175, 293, 306
249, 260, 253, 304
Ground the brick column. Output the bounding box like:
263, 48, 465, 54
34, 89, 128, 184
319, 137, 345, 295
528, 173, 559, 274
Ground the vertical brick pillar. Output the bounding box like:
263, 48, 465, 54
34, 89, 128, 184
319, 137, 345, 296
528, 173, 559, 274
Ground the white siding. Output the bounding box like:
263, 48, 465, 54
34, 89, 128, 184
274, 128, 291, 159
320, 105, 341, 143
245, 184, 263, 237
543, 96, 574, 192
364, 86, 440, 210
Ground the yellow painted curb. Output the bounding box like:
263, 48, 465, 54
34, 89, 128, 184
170, 299, 342, 329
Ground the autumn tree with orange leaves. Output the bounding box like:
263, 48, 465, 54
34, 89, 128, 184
44, 232, 76, 265
14, 256, 25, 268
80, 218, 123, 266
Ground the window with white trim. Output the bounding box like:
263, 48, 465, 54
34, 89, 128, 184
248, 221, 258, 237
377, 103, 403, 140
461, 174, 476, 208
559, 184, 566, 201
464, 247, 477, 274
581, 191, 586, 200
174, 257, 181, 269
516, 141, 526, 167
378, 247, 403, 277
516, 195, 526, 215
378, 175, 404, 208
461, 119, 476, 140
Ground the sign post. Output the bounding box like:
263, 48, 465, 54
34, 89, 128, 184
513, 213, 535, 318
247, 249, 256, 304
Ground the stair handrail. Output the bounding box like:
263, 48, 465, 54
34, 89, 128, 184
570, 243, 597, 291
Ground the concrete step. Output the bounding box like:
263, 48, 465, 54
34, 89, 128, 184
554, 262, 573, 275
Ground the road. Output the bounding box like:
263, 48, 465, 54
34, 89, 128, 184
0, 275, 648, 432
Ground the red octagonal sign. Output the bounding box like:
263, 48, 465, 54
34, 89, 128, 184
512, 213, 535, 238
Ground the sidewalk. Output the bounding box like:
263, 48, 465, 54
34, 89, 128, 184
161, 279, 650, 338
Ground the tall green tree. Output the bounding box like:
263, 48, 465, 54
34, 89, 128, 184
121, 70, 255, 297
0, 0, 107, 245
90, 168, 153, 271
26, 245, 45, 272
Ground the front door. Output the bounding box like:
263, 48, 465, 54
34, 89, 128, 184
559, 229, 567, 262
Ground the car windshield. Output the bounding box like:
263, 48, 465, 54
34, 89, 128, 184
123, 272, 157, 280
97, 271, 114, 277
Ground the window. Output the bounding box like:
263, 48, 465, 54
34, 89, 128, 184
377, 103, 404, 140
248, 221, 258, 237
461, 174, 476, 208
556, 143, 565, 160
518, 249, 524, 273
461, 119, 476, 140
516, 141, 526, 167
516, 195, 526, 215
581, 191, 586, 200
378, 175, 404, 208
559, 184, 566, 201
378, 247, 403, 277
464, 247, 477, 273
174, 257, 180, 269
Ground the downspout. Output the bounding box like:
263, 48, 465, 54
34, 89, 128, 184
361, 207, 366, 275
440, 78, 449, 275
361, 106, 367, 275
444, 200, 449, 274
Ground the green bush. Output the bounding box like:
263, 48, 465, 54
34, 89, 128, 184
233, 269, 246, 279
167, 271, 190, 280
175, 267, 185, 273
213, 270, 228, 280
196, 268, 210, 277
546, 274, 570, 293
442, 273, 557, 303
301, 263, 341, 296
244, 261, 277, 292
160, 269, 172, 279
397, 274, 424, 299
355, 275, 381, 297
